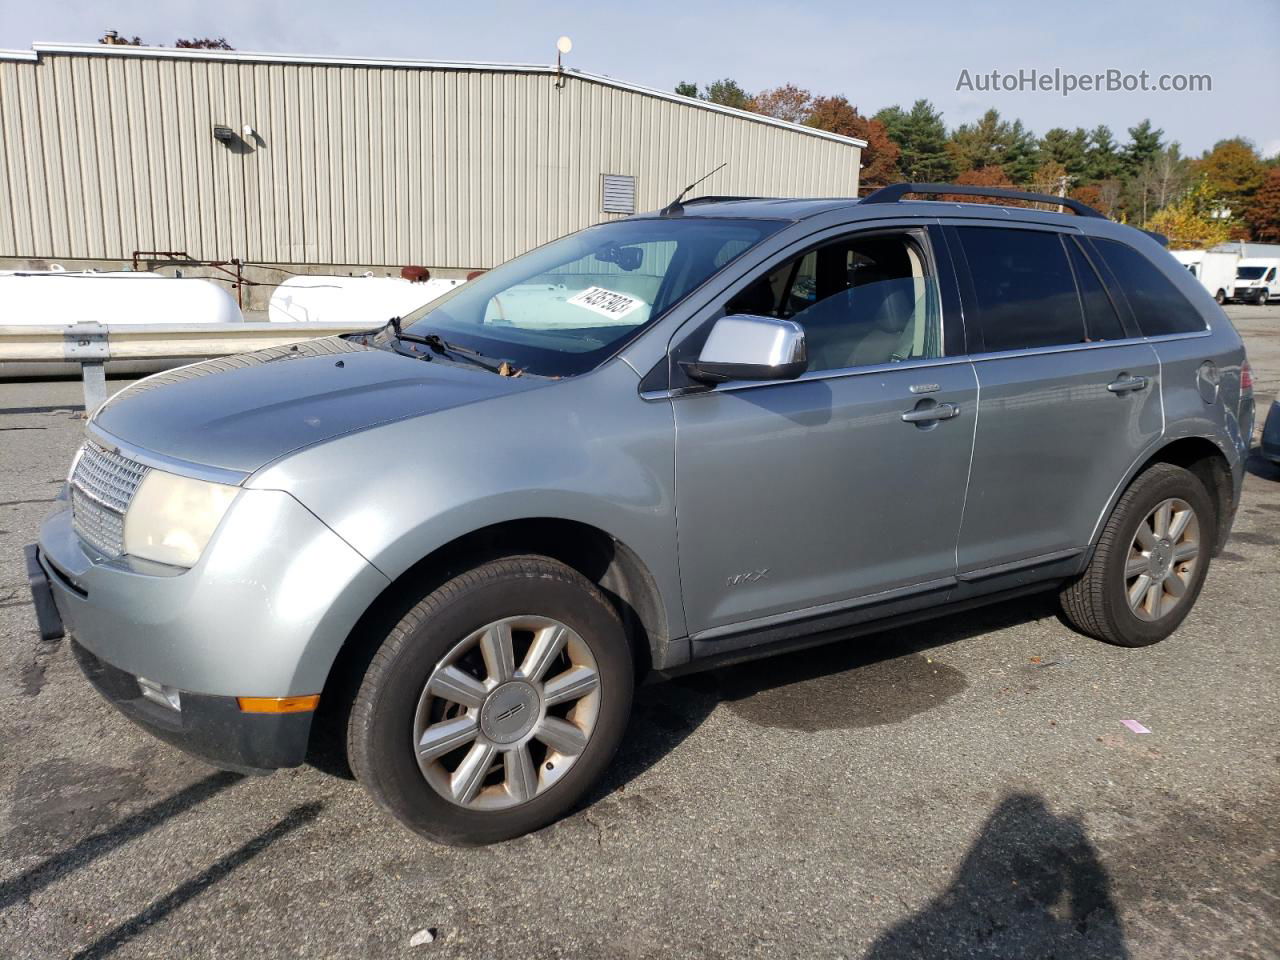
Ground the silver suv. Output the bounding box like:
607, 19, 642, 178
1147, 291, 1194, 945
27, 183, 1255, 845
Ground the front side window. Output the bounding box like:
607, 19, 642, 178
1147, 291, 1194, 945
1092, 238, 1207, 336
396, 218, 784, 377
956, 226, 1086, 351
722, 232, 942, 372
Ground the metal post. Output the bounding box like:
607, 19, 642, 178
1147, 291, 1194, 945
63, 322, 110, 416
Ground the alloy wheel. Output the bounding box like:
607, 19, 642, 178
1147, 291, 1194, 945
412, 616, 601, 810
1123, 497, 1201, 622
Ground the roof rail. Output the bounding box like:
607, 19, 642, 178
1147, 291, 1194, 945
861, 182, 1105, 219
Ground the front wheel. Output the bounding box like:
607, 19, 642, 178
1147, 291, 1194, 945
347, 556, 634, 844
1059, 463, 1216, 647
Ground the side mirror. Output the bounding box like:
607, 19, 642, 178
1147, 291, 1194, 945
681, 314, 808, 384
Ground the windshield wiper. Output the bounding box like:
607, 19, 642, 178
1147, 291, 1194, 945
383, 318, 522, 376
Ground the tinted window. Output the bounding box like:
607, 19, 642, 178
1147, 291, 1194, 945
1066, 239, 1126, 341
724, 233, 942, 372
1091, 238, 1206, 335
957, 227, 1085, 351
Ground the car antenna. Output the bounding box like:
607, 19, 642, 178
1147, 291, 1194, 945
662, 162, 727, 217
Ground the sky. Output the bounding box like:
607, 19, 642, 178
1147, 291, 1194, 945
3, 0, 1277, 158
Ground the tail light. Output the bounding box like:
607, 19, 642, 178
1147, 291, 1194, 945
1241, 360, 1254, 393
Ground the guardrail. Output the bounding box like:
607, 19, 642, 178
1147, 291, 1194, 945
0, 320, 374, 412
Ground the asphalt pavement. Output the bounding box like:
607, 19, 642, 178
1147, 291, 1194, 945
0, 305, 1277, 959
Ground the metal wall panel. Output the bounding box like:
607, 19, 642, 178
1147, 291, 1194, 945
0, 48, 861, 268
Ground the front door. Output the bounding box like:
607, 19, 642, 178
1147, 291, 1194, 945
671, 226, 977, 636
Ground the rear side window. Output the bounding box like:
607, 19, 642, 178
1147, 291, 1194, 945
956, 227, 1085, 351
1065, 239, 1126, 341
1091, 238, 1206, 335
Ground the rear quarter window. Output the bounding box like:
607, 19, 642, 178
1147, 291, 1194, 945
1091, 238, 1207, 335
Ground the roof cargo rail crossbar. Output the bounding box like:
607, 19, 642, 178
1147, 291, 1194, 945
862, 182, 1105, 219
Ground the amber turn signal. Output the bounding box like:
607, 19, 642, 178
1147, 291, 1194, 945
236, 694, 320, 714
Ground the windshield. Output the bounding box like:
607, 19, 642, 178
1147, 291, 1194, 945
1237, 266, 1266, 280
397, 217, 784, 376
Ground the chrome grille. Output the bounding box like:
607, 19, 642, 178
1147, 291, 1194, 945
70, 442, 149, 557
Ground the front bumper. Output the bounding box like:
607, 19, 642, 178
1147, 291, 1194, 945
70, 638, 312, 772
35, 490, 389, 698
31, 488, 391, 770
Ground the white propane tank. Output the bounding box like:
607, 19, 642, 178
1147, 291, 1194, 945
268, 274, 464, 325
0, 270, 242, 325
0, 270, 243, 377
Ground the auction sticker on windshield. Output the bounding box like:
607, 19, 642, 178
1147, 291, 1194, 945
567, 286, 646, 321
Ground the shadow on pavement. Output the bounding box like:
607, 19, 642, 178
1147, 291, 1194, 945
864, 793, 1129, 960
0, 770, 242, 910
69, 801, 323, 960
588, 593, 1060, 802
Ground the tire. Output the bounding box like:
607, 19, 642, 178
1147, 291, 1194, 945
347, 555, 634, 845
1060, 463, 1216, 647
1214, 289, 1226, 305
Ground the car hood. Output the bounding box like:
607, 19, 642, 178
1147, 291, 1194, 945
91, 337, 543, 475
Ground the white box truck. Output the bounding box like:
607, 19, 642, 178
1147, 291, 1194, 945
1171, 249, 1239, 304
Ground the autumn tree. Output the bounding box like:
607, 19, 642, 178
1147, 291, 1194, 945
1145, 179, 1232, 249
875, 100, 953, 182
1027, 160, 1070, 204
1246, 168, 1280, 241
806, 95, 900, 188
1195, 137, 1265, 218
750, 84, 813, 124
939, 166, 1016, 203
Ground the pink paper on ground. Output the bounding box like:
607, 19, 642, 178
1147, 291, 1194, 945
1121, 719, 1151, 734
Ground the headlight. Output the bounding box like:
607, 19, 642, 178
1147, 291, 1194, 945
123, 470, 239, 568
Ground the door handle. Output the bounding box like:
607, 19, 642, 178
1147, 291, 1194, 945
901, 401, 960, 423
1106, 375, 1149, 394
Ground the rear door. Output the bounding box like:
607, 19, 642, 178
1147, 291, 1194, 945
945, 223, 1163, 575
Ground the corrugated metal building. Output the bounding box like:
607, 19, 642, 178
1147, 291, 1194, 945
0, 42, 863, 273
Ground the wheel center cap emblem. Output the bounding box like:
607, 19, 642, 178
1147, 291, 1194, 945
480, 681, 540, 744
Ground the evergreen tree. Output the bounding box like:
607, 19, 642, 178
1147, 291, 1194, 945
1084, 125, 1122, 182
1039, 127, 1090, 179
1122, 120, 1164, 178
876, 100, 953, 182
703, 78, 752, 110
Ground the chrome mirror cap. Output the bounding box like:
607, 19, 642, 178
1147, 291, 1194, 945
683, 314, 808, 384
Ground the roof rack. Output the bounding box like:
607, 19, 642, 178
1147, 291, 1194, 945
861, 182, 1105, 219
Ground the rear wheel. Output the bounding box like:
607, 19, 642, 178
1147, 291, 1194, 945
1060, 463, 1216, 647
1214, 288, 1226, 305
347, 555, 633, 844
